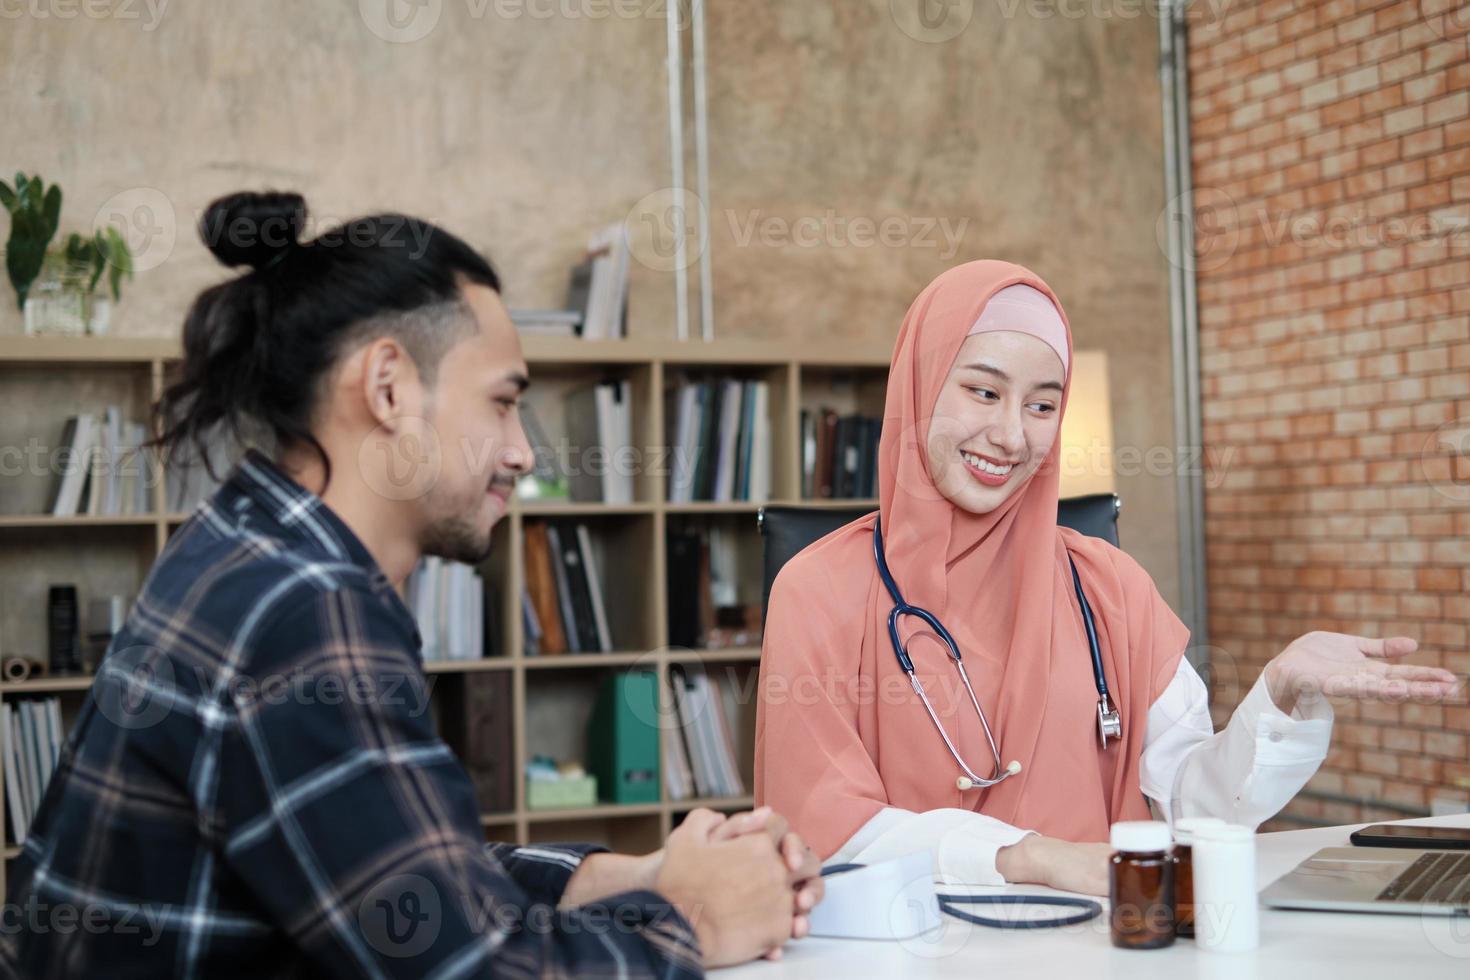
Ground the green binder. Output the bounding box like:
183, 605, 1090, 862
587, 670, 661, 805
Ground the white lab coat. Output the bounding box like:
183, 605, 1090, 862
827, 660, 1334, 884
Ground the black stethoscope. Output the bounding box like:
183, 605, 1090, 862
872, 514, 1122, 793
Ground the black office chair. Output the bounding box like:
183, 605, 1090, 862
757, 493, 1121, 625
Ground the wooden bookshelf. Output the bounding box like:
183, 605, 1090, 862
0, 333, 888, 885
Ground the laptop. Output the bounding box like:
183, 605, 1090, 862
1261, 847, 1470, 915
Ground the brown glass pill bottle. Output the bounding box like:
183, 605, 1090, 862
1172, 817, 1225, 938
1108, 821, 1176, 950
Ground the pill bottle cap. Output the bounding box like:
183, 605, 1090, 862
1173, 817, 1227, 845
1110, 821, 1172, 853
1193, 823, 1254, 844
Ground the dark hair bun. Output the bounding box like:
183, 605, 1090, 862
199, 191, 307, 270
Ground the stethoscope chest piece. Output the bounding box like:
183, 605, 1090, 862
1097, 695, 1122, 747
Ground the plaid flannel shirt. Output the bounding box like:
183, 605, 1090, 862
1, 451, 701, 979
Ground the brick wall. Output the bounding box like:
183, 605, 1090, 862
1186, 0, 1470, 827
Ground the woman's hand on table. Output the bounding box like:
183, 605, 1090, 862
996, 834, 1112, 896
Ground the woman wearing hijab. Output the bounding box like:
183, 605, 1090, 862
754, 260, 1460, 896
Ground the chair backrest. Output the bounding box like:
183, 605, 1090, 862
757, 493, 1121, 624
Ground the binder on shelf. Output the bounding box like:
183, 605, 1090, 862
563, 379, 633, 504
586, 671, 660, 805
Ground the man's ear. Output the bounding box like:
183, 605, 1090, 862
359, 337, 420, 429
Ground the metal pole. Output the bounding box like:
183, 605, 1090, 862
666, 0, 690, 341
1159, 0, 1209, 659
692, 0, 714, 342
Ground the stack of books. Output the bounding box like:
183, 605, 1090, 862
563, 379, 634, 504
47, 408, 152, 516
664, 666, 744, 801
667, 378, 772, 503
522, 521, 612, 655
405, 558, 490, 661
3, 698, 63, 845
800, 408, 881, 499
511, 309, 582, 338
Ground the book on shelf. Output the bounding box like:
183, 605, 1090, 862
662, 712, 695, 802
405, 558, 491, 661
563, 379, 634, 504
544, 524, 580, 652
668, 665, 744, 800
522, 520, 612, 655
666, 378, 772, 504
801, 408, 880, 500
523, 523, 567, 655
567, 223, 630, 340
511, 308, 582, 338
3, 697, 64, 846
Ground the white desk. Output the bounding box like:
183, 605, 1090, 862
723, 814, 1470, 979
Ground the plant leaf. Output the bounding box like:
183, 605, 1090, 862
41, 184, 61, 238
105, 225, 133, 299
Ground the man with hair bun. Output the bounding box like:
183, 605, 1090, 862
1, 191, 822, 979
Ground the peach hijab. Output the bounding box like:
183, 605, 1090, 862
754, 260, 1189, 858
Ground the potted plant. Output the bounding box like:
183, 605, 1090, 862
1, 173, 133, 336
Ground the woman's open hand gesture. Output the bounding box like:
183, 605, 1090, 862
1264, 632, 1462, 715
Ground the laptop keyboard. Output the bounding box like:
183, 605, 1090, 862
1375, 852, 1470, 905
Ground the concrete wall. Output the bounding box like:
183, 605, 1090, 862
1, 0, 1183, 604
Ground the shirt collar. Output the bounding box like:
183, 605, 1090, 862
227, 449, 398, 598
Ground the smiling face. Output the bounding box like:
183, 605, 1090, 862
925, 330, 1067, 515
415, 283, 534, 562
